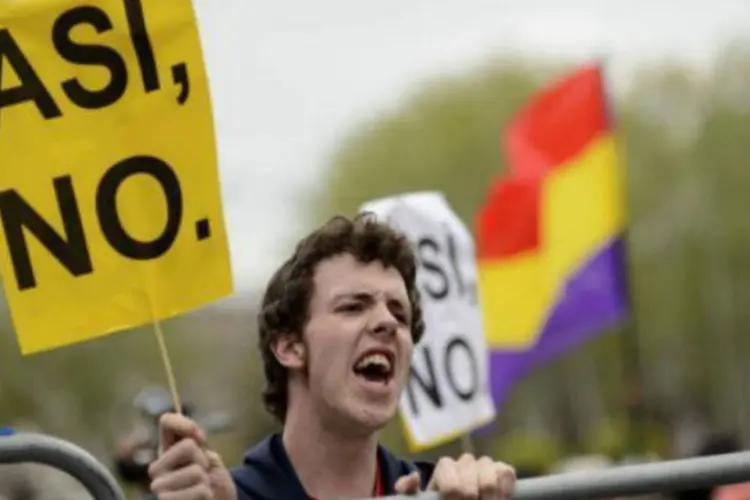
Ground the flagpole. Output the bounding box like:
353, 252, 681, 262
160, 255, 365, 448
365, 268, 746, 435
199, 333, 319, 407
598, 56, 647, 456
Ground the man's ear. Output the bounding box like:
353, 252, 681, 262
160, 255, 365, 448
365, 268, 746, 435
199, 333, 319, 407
271, 334, 306, 369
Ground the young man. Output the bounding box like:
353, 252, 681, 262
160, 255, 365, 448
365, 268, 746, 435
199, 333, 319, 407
148, 214, 516, 499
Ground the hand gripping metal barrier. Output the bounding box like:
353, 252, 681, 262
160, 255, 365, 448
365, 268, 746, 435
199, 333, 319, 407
377, 450, 750, 500
0, 429, 126, 500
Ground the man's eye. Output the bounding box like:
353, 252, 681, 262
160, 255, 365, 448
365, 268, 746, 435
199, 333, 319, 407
392, 311, 409, 325
339, 303, 363, 313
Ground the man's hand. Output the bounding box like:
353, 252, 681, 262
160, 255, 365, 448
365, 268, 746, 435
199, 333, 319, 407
148, 413, 237, 500
395, 453, 516, 499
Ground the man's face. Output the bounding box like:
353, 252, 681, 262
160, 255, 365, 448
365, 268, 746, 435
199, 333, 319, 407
302, 253, 414, 433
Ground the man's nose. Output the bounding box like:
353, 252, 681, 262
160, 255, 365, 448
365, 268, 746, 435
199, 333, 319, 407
370, 302, 398, 337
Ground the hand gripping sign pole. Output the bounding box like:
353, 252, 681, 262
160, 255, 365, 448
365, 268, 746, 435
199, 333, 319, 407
0, 429, 126, 500
374, 451, 750, 500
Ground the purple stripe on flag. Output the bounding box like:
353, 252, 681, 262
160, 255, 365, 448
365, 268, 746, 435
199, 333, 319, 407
489, 236, 629, 408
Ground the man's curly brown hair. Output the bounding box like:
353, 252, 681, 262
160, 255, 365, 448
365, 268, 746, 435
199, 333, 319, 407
257, 213, 425, 422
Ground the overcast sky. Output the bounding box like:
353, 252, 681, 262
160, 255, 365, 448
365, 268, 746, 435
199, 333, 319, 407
191, 0, 750, 293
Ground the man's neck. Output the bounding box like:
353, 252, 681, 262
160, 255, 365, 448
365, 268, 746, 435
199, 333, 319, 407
283, 404, 379, 500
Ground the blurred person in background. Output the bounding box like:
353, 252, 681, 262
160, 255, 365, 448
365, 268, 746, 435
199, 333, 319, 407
114, 390, 199, 497
0, 464, 85, 500
114, 428, 158, 495
714, 483, 750, 500
0, 424, 83, 499
672, 432, 748, 500
0, 466, 39, 500
148, 214, 517, 499
706, 434, 750, 500
114, 427, 152, 494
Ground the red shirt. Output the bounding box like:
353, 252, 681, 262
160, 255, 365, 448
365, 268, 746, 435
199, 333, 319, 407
308, 461, 383, 500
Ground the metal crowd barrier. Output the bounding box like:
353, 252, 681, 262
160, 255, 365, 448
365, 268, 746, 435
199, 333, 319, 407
0, 430, 126, 500
4, 427, 750, 500
381, 451, 750, 499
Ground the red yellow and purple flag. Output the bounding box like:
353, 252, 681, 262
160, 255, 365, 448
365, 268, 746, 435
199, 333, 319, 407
476, 63, 630, 408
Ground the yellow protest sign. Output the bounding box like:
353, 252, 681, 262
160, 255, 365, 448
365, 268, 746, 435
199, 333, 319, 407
0, 0, 234, 354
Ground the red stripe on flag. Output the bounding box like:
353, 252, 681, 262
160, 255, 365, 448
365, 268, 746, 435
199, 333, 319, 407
476, 176, 542, 259
503, 64, 609, 177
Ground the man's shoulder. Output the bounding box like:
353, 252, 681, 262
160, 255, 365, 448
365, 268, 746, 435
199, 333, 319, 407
230, 434, 300, 500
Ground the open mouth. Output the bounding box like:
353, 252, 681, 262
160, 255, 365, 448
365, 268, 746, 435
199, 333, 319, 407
353, 349, 394, 384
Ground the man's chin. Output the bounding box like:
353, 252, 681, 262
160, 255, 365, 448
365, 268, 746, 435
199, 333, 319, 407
343, 403, 397, 435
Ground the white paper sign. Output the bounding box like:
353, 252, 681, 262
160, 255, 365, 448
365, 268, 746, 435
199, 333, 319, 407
360, 191, 496, 450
